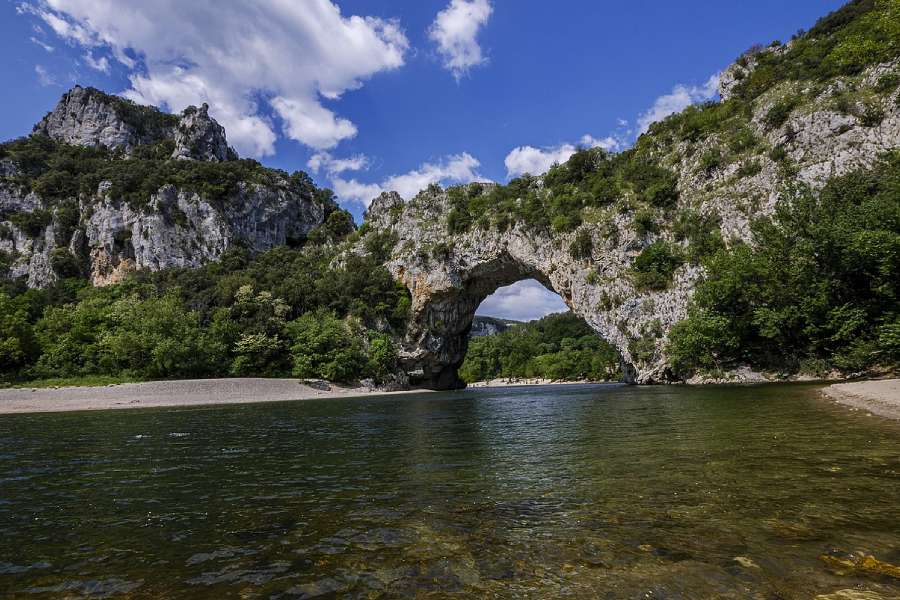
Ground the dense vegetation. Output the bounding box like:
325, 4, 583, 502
731, 0, 900, 101
443, 145, 680, 237
439, 1, 899, 234
459, 312, 621, 383
667, 153, 900, 378
0, 219, 411, 386
78, 87, 180, 140
2, 0, 898, 387
0, 135, 318, 213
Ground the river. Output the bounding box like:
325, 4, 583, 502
1, 384, 898, 598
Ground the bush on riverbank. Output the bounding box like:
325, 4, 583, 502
668, 153, 900, 378
0, 237, 411, 385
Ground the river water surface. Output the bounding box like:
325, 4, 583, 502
1, 384, 899, 598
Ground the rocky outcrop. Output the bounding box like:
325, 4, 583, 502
3, 87, 327, 287
470, 316, 514, 338
359, 58, 900, 389
363, 189, 694, 387
0, 178, 325, 287
32, 85, 177, 151
171, 103, 237, 162
94, 180, 321, 284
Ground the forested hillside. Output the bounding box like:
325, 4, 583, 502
460, 313, 621, 383
1, 0, 899, 387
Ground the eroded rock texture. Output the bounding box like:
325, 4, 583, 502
171, 103, 238, 162
33, 85, 176, 151
360, 58, 900, 388
364, 190, 691, 387
2, 87, 325, 288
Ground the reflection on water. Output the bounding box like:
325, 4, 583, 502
1, 384, 899, 598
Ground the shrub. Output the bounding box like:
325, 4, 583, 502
633, 208, 659, 236
367, 333, 398, 382
672, 210, 724, 263
874, 72, 899, 93
667, 309, 741, 377
736, 160, 763, 179
728, 126, 759, 154
9, 209, 51, 238
569, 229, 593, 260
49, 248, 82, 279
699, 148, 723, 174
859, 101, 886, 126
769, 145, 788, 162
764, 96, 800, 130
0, 293, 39, 375
287, 309, 367, 382
631, 241, 684, 291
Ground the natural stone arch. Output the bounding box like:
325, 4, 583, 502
362, 188, 699, 389
401, 258, 625, 389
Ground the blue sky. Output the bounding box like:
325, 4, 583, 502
1, 0, 846, 319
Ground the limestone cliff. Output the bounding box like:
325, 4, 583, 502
2, 87, 325, 288
356, 56, 900, 387
33, 85, 177, 152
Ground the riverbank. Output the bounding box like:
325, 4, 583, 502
821, 379, 900, 421
0, 378, 424, 415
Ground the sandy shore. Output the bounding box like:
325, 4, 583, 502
0, 378, 425, 415
821, 379, 900, 421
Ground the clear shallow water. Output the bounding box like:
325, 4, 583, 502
1, 384, 899, 599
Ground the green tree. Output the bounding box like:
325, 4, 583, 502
287, 309, 367, 382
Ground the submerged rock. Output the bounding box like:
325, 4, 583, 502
819, 550, 900, 580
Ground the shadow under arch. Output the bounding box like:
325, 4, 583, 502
399, 250, 635, 390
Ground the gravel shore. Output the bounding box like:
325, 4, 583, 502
821, 379, 900, 421
0, 378, 424, 415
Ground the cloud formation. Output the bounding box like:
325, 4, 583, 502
331, 153, 485, 208
82, 51, 109, 73
30, 36, 54, 52
476, 279, 569, 322
636, 73, 720, 135
34, 64, 56, 86
307, 152, 370, 176
429, 0, 493, 80
504, 134, 622, 178
19, 0, 409, 156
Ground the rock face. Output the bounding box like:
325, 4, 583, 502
171, 103, 237, 162
82, 182, 324, 286
364, 189, 692, 387
360, 58, 900, 388
469, 316, 514, 338
2, 87, 326, 288
33, 85, 177, 151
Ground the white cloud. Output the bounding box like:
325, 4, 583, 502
82, 51, 109, 73
476, 279, 569, 322
428, 0, 492, 80
30, 36, 54, 52
332, 153, 485, 208
34, 64, 57, 86
307, 152, 369, 176
20, 0, 409, 156
271, 96, 357, 151
636, 73, 720, 135
504, 134, 621, 178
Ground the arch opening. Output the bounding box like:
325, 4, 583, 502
459, 279, 624, 386
401, 253, 628, 389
